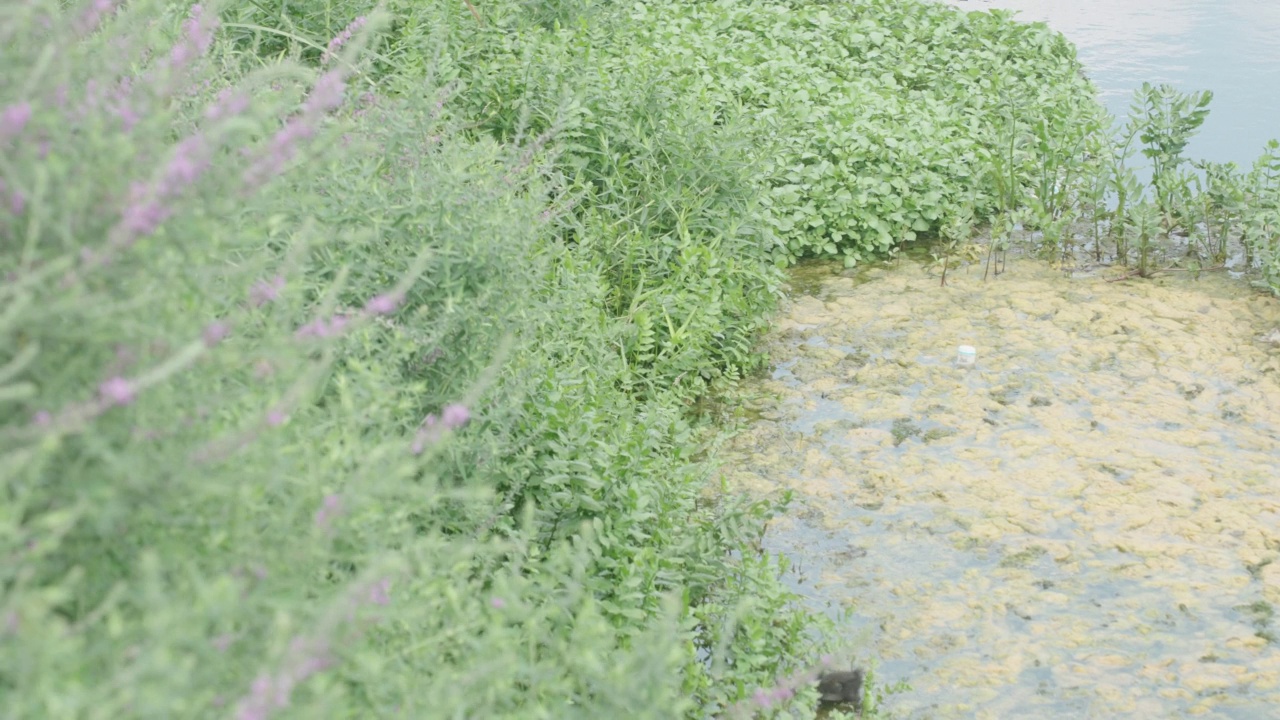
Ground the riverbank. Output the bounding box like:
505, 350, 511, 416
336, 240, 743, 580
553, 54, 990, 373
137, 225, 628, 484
723, 254, 1280, 717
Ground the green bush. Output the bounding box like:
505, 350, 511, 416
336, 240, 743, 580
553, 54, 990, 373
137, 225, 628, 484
1, 1, 819, 717
625, 0, 1100, 267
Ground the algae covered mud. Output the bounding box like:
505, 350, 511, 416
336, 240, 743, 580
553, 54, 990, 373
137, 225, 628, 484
722, 258, 1280, 718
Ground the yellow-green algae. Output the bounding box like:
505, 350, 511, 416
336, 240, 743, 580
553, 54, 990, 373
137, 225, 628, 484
723, 257, 1280, 718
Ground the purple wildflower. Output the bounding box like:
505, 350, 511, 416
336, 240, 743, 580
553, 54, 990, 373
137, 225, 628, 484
304, 71, 347, 115
207, 89, 250, 121
322, 17, 367, 66
243, 118, 315, 187
242, 65, 354, 189
409, 405, 469, 454
117, 182, 172, 244
752, 688, 774, 709
0, 102, 32, 144
313, 494, 343, 531
265, 408, 287, 427
294, 314, 350, 340
32, 410, 52, 427
99, 376, 136, 406
250, 276, 285, 306
112, 76, 139, 132
76, 0, 121, 36
235, 636, 334, 720
168, 4, 220, 73
441, 403, 470, 429
490, 597, 506, 609
163, 136, 211, 187
8, 190, 25, 216
363, 292, 402, 316
203, 320, 231, 347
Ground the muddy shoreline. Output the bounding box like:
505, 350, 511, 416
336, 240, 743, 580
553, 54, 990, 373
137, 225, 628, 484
722, 256, 1280, 718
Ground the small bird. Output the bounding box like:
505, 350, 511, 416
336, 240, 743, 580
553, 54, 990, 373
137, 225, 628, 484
817, 668, 865, 714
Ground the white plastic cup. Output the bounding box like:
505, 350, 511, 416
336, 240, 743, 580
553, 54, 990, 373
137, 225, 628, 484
956, 345, 977, 367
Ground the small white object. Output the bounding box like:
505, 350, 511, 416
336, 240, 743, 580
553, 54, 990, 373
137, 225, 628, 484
956, 345, 977, 367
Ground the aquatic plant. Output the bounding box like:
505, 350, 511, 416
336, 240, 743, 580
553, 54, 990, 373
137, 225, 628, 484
1243, 140, 1280, 295
1130, 82, 1214, 233
1187, 159, 1246, 266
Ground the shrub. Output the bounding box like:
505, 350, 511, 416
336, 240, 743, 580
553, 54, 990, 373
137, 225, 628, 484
1, 1, 818, 717
625, 0, 1101, 267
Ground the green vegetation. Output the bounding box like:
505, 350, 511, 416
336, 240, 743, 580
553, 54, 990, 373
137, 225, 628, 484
3, 0, 1274, 718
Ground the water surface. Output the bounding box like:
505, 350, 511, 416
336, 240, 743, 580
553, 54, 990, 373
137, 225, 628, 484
940, 0, 1280, 168
722, 258, 1280, 718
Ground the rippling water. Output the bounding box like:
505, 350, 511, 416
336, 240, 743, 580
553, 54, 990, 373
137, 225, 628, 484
941, 0, 1280, 167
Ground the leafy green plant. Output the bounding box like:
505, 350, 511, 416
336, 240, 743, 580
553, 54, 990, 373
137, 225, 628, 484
622, 0, 1097, 268
1130, 82, 1213, 233
1244, 140, 1280, 294
1188, 159, 1246, 265
1125, 200, 1164, 277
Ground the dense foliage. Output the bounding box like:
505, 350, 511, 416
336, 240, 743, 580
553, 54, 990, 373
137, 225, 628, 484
624, 0, 1100, 268
12, 1, 1272, 720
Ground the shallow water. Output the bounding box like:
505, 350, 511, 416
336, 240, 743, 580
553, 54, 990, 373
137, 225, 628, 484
937, 0, 1280, 168
721, 258, 1280, 718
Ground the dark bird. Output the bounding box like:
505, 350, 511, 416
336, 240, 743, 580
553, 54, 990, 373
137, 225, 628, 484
817, 668, 864, 714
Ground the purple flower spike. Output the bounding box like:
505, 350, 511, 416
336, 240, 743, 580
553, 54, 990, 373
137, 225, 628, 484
164, 136, 211, 187
207, 89, 250, 121
0, 102, 32, 143
363, 292, 402, 316
313, 493, 343, 530
76, 0, 120, 35
323, 16, 367, 65
203, 320, 231, 347
168, 4, 219, 73
118, 182, 172, 242
99, 377, 136, 406
441, 404, 470, 429
304, 71, 347, 115
753, 688, 773, 709
294, 314, 350, 340
250, 276, 285, 306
